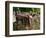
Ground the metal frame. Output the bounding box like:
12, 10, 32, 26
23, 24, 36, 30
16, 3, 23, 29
5, 1, 45, 37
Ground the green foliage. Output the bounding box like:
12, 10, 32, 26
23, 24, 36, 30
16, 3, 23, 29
13, 7, 40, 14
